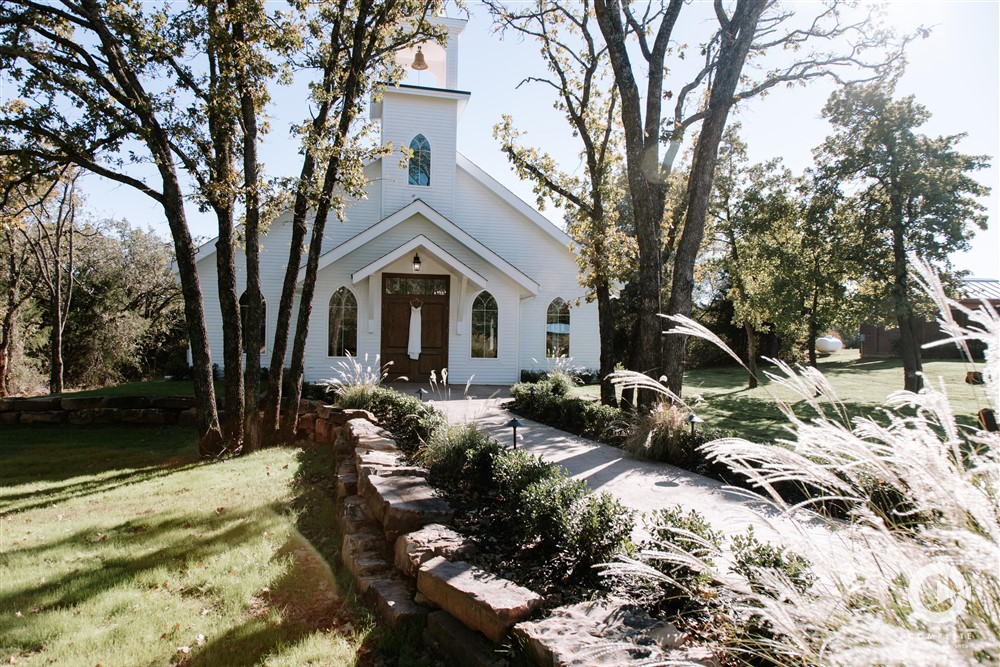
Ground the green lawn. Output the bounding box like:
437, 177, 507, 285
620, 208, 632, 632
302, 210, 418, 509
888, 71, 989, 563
0, 426, 365, 666
576, 350, 989, 441
56, 378, 225, 398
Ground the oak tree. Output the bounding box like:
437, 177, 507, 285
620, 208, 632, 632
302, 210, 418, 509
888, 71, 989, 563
815, 83, 990, 392
488, 0, 635, 406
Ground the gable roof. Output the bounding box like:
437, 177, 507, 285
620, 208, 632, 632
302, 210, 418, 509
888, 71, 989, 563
351, 234, 488, 286
456, 153, 572, 246
304, 198, 540, 295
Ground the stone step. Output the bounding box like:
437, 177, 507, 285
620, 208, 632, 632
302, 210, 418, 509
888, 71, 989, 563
426, 610, 507, 667
356, 448, 405, 471
362, 474, 454, 541
336, 460, 358, 500
338, 495, 377, 540
513, 601, 691, 667
365, 574, 430, 630
395, 524, 477, 579
417, 557, 542, 643
348, 418, 397, 451
341, 526, 392, 594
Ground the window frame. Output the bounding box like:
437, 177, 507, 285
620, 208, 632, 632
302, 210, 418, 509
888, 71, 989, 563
407, 134, 431, 187
470, 291, 499, 359
545, 297, 570, 358
328, 286, 359, 358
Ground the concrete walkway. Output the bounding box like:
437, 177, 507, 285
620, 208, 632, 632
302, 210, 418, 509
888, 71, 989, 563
430, 392, 858, 576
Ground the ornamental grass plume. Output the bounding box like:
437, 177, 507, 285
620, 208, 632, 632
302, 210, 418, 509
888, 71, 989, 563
605, 259, 999, 665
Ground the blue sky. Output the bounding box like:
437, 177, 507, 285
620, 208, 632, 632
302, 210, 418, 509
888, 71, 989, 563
85, 1, 999, 279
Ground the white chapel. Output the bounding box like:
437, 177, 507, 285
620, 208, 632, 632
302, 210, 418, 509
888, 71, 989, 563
194, 17, 599, 384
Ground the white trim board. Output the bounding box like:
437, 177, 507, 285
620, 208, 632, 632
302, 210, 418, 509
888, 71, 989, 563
303, 199, 539, 295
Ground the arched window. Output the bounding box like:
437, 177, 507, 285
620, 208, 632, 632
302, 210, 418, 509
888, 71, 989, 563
408, 134, 431, 186
328, 287, 358, 357
471, 291, 498, 358
239, 291, 266, 353
546, 298, 570, 357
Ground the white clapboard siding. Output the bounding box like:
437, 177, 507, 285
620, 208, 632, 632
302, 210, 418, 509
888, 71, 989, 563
380, 92, 458, 219
192, 40, 602, 384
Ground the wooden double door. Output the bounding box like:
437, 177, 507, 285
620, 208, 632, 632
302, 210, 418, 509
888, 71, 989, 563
381, 273, 449, 382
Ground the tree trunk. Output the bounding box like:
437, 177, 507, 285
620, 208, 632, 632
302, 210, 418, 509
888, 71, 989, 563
596, 281, 617, 407
807, 311, 819, 368
0, 307, 14, 396
593, 0, 682, 408
214, 208, 245, 450
262, 119, 326, 442
287, 176, 340, 435
237, 22, 264, 453
160, 172, 225, 456
898, 311, 923, 393
48, 297, 63, 394
286, 47, 370, 433
890, 220, 923, 392
663, 0, 766, 398
744, 322, 759, 389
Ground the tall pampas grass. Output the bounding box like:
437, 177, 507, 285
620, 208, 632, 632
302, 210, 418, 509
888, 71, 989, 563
605, 259, 999, 665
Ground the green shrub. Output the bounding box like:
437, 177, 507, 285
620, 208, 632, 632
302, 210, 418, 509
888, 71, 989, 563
461, 436, 502, 495
517, 474, 589, 550
519, 369, 547, 383
619, 506, 724, 605
333, 384, 375, 409
491, 448, 557, 503
643, 505, 723, 565
503, 457, 635, 582
418, 424, 500, 490
362, 387, 446, 450
730, 525, 815, 595
570, 492, 634, 576
510, 381, 627, 446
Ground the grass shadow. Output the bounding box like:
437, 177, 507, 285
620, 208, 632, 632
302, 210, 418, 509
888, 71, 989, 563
1, 424, 201, 487
0, 502, 287, 635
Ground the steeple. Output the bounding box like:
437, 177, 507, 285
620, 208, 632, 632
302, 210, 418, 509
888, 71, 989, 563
394, 17, 466, 90
375, 17, 469, 220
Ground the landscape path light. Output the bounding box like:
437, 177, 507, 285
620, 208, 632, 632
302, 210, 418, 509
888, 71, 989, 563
685, 413, 704, 436
415, 387, 429, 402
504, 417, 524, 449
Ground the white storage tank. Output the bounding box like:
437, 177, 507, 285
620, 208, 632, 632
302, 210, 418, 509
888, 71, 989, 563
816, 336, 843, 354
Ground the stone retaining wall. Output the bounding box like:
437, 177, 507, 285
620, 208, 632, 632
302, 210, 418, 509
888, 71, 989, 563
0, 396, 326, 432
321, 410, 717, 667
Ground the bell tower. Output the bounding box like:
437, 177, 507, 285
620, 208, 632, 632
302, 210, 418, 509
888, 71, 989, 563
373, 17, 469, 219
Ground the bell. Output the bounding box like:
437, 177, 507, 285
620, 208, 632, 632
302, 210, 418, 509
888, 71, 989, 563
411, 46, 428, 71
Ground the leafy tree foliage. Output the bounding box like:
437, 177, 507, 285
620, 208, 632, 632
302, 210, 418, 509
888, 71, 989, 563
0, 0, 228, 452
488, 0, 635, 406
60, 219, 184, 387
486, 0, 909, 405
814, 83, 990, 391
14, 169, 80, 394
708, 126, 865, 382
0, 188, 184, 394
265, 0, 446, 440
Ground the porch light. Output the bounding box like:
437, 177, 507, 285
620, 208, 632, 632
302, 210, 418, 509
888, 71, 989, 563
412, 252, 421, 272
684, 413, 704, 436
504, 418, 524, 449
411, 46, 429, 71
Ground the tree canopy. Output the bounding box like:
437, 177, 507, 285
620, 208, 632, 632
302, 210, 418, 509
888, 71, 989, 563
814, 82, 990, 391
